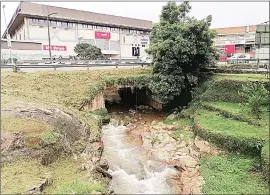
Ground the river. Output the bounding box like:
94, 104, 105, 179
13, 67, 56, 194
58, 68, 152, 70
101, 107, 178, 194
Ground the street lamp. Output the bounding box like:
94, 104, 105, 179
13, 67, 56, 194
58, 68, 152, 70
2, 5, 16, 72
47, 12, 57, 61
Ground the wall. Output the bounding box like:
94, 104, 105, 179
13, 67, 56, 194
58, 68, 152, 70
21, 17, 150, 59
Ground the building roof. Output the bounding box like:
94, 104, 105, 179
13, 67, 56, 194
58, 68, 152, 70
215, 25, 256, 35
3, 2, 152, 38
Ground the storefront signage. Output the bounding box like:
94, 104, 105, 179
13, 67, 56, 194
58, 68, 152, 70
225, 40, 245, 45
43, 45, 67, 51
132, 47, 140, 56
141, 36, 149, 45
95, 31, 111, 39
224, 44, 235, 54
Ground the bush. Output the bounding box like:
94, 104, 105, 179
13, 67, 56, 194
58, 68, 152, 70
239, 81, 268, 118
74, 43, 106, 60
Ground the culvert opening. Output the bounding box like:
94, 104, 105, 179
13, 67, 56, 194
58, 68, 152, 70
105, 86, 153, 112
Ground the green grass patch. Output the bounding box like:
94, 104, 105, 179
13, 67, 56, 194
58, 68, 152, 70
1, 158, 50, 194
1, 156, 107, 194
194, 109, 267, 154
165, 118, 195, 144
200, 153, 269, 194
202, 101, 269, 128
55, 179, 106, 194
215, 73, 269, 82
1, 117, 53, 135
261, 140, 270, 183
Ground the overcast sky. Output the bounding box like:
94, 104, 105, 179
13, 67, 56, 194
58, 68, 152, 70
1, 1, 269, 36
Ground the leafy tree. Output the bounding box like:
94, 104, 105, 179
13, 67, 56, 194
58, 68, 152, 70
74, 43, 106, 60
239, 81, 268, 118
146, 1, 218, 104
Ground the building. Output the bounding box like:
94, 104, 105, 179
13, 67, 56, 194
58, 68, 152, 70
2, 2, 152, 61
213, 25, 256, 61
255, 22, 269, 60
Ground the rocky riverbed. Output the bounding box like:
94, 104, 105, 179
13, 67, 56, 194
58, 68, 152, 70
105, 105, 219, 194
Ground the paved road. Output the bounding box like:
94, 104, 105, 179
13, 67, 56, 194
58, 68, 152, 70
1, 65, 142, 73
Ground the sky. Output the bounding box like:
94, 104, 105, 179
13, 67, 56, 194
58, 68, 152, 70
1, 1, 269, 36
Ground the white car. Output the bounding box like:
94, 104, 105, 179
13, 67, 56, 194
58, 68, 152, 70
227, 53, 251, 64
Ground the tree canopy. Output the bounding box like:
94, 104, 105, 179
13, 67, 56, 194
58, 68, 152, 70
74, 43, 107, 60
146, 1, 218, 104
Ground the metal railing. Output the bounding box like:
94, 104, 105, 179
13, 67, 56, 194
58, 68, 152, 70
0, 60, 151, 71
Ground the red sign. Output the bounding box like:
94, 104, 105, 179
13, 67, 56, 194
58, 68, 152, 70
95, 31, 111, 39
224, 44, 235, 54
43, 45, 67, 51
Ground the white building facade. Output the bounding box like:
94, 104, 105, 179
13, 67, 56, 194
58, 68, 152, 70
2, 2, 152, 61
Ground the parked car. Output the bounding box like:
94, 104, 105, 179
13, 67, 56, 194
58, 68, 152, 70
259, 59, 269, 69
227, 53, 251, 64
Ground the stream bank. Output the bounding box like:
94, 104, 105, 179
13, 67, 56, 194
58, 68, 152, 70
101, 105, 218, 194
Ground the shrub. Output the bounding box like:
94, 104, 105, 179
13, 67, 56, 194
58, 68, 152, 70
74, 43, 106, 60
239, 81, 268, 118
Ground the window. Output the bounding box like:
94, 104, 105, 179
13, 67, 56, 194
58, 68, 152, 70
19, 34, 21, 40
88, 25, 93, 29
68, 23, 73, 28
50, 21, 57, 27
123, 36, 125, 43
103, 26, 107, 30
96, 26, 103, 30
92, 25, 97, 29
82, 24, 87, 28
61, 22, 68, 28
142, 45, 145, 47
39, 19, 46, 25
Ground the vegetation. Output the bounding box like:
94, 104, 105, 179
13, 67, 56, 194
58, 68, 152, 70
177, 73, 269, 192
200, 153, 268, 194
239, 81, 268, 117
194, 109, 267, 154
55, 179, 106, 194
147, 1, 218, 104
74, 43, 107, 60
1, 117, 53, 135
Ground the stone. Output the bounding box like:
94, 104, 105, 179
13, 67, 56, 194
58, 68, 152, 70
166, 113, 177, 120
27, 174, 52, 194
99, 157, 109, 171
110, 119, 120, 126
173, 156, 198, 168
151, 120, 157, 125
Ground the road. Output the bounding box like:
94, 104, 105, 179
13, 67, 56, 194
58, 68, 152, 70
1, 65, 142, 73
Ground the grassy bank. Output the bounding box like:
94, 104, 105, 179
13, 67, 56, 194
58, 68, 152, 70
1, 68, 151, 194
200, 153, 268, 194
177, 73, 269, 193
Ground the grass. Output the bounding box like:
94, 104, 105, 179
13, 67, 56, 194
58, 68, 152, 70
195, 109, 267, 141
1, 68, 151, 194
202, 101, 269, 128
200, 153, 269, 194
1, 158, 50, 194
1, 117, 53, 135
55, 179, 106, 194
1, 68, 151, 108
164, 118, 195, 144
214, 73, 269, 82
194, 109, 268, 153
1, 156, 106, 194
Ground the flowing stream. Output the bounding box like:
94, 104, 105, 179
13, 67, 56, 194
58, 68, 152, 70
102, 117, 178, 194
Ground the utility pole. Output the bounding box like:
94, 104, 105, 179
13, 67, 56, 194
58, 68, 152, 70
2, 5, 16, 72
47, 13, 57, 61
119, 27, 121, 61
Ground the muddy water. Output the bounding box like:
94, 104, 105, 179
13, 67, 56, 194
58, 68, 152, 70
101, 107, 178, 194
